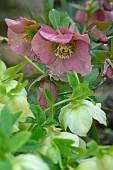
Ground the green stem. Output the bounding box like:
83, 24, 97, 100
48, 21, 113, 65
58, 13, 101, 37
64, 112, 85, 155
22, 56, 44, 74
44, 97, 72, 113
90, 120, 100, 144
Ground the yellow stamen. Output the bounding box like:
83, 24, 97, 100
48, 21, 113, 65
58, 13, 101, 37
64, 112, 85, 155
52, 41, 75, 59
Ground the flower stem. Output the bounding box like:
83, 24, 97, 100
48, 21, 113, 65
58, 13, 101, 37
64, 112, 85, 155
22, 56, 44, 74
90, 120, 100, 144
44, 98, 72, 113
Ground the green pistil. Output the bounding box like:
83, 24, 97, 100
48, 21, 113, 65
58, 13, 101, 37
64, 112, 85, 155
24, 24, 40, 41
52, 41, 75, 59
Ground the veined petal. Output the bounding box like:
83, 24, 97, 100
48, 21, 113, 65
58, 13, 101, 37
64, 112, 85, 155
32, 32, 56, 65
63, 40, 92, 76
39, 26, 73, 44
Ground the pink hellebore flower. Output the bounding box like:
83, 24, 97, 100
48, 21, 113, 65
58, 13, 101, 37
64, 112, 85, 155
38, 81, 58, 109
75, 8, 113, 26
5, 17, 39, 58
32, 26, 92, 76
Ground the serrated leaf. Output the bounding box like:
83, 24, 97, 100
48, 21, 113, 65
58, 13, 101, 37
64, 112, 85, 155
72, 83, 92, 100
49, 9, 60, 31
2, 61, 27, 80
9, 131, 31, 152
30, 104, 46, 125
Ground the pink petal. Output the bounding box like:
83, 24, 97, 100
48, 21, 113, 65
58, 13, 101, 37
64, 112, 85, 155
5, 18, 24, 34
19, 17, 37, 25
74, 33, 89, 43
8, 28, 34, 57
39, 26, 73, 44
38, 81, 58, 108
63, 40, 92, 76
32, 31, 56, 65
48, 57, 68, 74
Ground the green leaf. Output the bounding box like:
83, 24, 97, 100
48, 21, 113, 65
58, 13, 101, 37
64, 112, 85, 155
2, 61, 27, 80
59, 13, 70, 28
67, 71, 78, 89
17, 139, 42, 152
0, 160, 12, 170
0, 105, 12, 138
83, 69, 99, 86
72, 83, 92, 100
97, 94, 108, 103
87, 140, 103, 158
54, 138, 75, 158
10, 80, 28, 93
12, 112, 22, 124
49, 9, 60, 32
91, 50, 110, 68
44, 0, 54, 22
39, 87, 54, 106
70, 3, 87, 11
30, 104, 46, 125
9, 131, 31, 152
0, 60, 6, 78
31, 125, 46, 140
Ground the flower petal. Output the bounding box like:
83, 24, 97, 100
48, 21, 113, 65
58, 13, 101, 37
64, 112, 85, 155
63, 40, 92, 76
48, 57, 68, 74
32, 31, 56, 65
5, 18, 24, 34
39, 26, 73, 43
8, 29, 34, 57
74, 33, 89, 43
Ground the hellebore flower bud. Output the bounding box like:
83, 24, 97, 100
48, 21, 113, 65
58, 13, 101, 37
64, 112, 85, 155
88, 25, 108, 44
37, 81, 58, 108
103, 59, 113, 78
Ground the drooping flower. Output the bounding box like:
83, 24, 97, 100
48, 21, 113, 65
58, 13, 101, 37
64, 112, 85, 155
32, 26, 92, 76
5, 17, 40, 58
38, 81, 58, 108
88, 25, 108, 44
103, 59, 113, 78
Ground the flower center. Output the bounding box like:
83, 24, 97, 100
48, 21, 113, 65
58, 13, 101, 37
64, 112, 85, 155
52, 41, 75, 59
24, 24, 40, 42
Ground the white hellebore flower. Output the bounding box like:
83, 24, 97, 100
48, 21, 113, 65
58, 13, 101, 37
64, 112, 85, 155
12, 154, 50, 170
59, 100, 107, 137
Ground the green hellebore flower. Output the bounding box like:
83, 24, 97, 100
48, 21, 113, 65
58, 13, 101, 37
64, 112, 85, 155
59, 100, 107, 137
